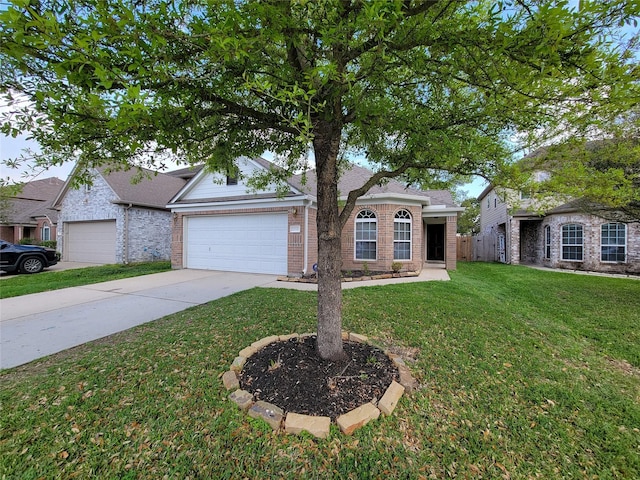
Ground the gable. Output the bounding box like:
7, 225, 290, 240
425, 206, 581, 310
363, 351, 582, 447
175, 157, 286, 202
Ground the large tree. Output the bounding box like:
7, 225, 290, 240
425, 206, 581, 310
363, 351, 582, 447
1, 0, 638, 360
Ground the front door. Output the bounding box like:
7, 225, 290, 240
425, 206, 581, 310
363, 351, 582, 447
426, 224, 445, 262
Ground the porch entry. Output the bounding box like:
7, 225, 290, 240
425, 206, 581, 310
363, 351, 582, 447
426, 223, 445, 262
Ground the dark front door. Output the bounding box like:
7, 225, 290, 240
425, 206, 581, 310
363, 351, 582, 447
426, 224, 445, 261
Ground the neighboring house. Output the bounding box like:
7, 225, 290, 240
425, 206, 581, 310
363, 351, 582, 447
478, 181, 640, 275
168, 157, 463, 276
53, 167, 187, 264
0, 177, 64, 244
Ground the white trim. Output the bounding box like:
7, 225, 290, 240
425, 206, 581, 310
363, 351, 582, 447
169, 196, 308, 212
354, 209, 378, 261
346, 192, 430, 206
393, 209, 412, 261
600, 222, 627, 263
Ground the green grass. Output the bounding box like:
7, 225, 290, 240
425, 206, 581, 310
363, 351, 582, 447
0, 262, 172, 298
1, 263, 639, 479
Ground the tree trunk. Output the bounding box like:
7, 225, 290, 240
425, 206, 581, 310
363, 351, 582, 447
313, 122, 348, 362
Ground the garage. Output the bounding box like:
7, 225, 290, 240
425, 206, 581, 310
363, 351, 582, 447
185, 213, 288, 274
65, 221, 117, 263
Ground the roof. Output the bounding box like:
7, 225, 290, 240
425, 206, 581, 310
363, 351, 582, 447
1, 177, 63, 225
290, 163, 458, 207
98, 167, 188, 208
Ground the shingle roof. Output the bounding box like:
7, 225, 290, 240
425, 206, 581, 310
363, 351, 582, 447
98, 167, 187, 208
290, 163, 457, 207
1, 177, 63, 225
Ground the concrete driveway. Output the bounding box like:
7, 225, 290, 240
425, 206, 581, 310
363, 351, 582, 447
0, 269, 279, 369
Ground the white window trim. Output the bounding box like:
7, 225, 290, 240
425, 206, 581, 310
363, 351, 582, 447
393, 209, 412, 261
601, 223, 627, 263
354, 209, 377, 261
561, 224, 584, 262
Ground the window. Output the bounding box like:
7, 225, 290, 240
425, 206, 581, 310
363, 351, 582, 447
494, 197, 497, 208
226, 175, 238, 186
42, 224, 51, 242
394, 210, 412, 260
601, 223, 626, 262
544, 225, 551, 259
562, 224, 583, 261
355, 209, 377, 260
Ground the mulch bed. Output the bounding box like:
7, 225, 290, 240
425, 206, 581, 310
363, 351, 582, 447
239, 336, 399, 421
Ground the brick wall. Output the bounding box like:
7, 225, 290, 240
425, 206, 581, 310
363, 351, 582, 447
340, 204, 423, 273
540, 213, 640, 275
58, 173, 171, 263
446, 215, 457, 270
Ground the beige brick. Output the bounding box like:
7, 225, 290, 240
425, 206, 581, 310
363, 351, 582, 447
336, 403, 380, 435
229, 390, 254, 411
248, 401, 284, 430
349, 332, 368, 344
397, 365, 418, 394
251, 335, 281, 351
230, 356, 246, 372
341, 331, 350, 340
238, 345, 257, 358
285, 412, 331, 439
222, 370, 240, 391
378, 381, 405, 416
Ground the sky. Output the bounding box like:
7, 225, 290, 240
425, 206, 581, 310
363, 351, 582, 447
0, 130, 489, 199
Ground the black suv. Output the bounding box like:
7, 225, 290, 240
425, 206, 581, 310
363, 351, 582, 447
0, 240, 59, 274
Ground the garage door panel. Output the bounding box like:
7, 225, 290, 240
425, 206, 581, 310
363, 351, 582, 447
66, 221, 116, 263
185, 214, 287, 274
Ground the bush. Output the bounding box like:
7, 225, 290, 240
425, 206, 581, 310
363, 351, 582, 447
18, 238, 37, 245
17, 238, 57, 249
40, 241, 57, 249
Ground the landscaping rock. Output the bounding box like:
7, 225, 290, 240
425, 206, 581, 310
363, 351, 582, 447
248, 401, 284, 430
222, 370, 240, 391
336, 402, 380, 435
238, 345, 257, 358
285, 412, 331, 439
230, 356, 246, 372
229, 389, 254, 411
251, 335, 280, 351
378, 381, 404, 416
279, 333, 299, 342
397, 365, 418, 394
349, 332, 368, 344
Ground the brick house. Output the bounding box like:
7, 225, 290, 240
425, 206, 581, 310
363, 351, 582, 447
53, 167, 187, 264
478, 184, 640, 275
0, 177, 64, 244
168, 158, 463, 276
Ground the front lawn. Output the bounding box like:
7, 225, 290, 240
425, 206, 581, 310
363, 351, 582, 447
1, 263, 638, 479
0, 261, 171, 299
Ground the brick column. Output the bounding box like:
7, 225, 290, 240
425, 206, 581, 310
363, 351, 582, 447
446, 215, 457, 270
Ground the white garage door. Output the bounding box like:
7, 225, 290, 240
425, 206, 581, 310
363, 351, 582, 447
65, 221, 117, 263
185, 214, 288, 274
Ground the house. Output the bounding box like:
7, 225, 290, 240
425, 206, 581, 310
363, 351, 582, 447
168, 157, 463, 276
0, 177, 64, 244
478, 183, 640, 275
53, 167, 187, 264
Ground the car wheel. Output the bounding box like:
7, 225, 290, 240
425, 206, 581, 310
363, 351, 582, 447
20, 256, 44, 274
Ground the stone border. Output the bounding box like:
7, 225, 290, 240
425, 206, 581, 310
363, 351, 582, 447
277, 271, 420, 284
222, 332, 418, 438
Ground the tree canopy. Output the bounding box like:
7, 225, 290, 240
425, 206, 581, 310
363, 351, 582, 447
1, 0, 638, 359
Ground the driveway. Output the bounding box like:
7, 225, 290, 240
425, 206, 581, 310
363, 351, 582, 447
0, 269, 279, 369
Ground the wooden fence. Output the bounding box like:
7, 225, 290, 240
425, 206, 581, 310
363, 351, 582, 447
457, 234, 499, 262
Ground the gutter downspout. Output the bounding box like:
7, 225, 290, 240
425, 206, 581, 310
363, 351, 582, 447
124, 204, 132, 264
303, 201, 309, 275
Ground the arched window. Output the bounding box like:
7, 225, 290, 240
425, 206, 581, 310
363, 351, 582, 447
355, 209, 377, 260
601, 223, 626, 262
394, 210, 412, 260
561, 224, 583, 261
